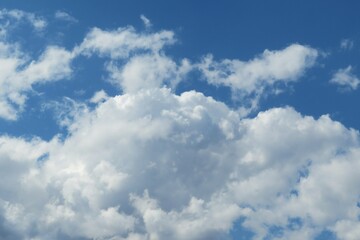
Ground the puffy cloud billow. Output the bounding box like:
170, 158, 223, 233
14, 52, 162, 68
0, 9, 360, 240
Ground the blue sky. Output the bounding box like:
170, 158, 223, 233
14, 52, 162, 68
0, 1, 360, 239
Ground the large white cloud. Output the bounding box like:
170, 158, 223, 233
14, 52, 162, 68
0, 88, 360, 240
0, 9, 360, 240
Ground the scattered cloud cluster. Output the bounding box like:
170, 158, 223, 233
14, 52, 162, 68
0, 8, 360, 240
0, 14, 180, 120
0, 8, 46, 37
0, 9, 76, 120
76, 25, 191, 93
330, 65, 360, 91
0, 10, 319, 120
0, 42, 74, 120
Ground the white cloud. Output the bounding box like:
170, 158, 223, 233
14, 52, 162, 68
54, 10, 78, 23
0, 21, 180, 120
0, 8, 47, 33
340, 39, 354, 50
333, 220, 360, 240
90, 90, 109, 104
76, 26, 175, 59
330, 65, 360, 90
76, 26, 191, 94
140, 15, 152, 28
106, 54, 191, 93
198, 44, 318, 113
130, 191, 242, 239
0, 87, 360, 239
199, 44, 318, 93
0, 42, 74, 120
0, 9, 75, 120
19, 46, 74, 84
76, 29, 318, 109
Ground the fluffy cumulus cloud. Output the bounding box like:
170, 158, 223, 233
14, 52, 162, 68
106, 54, 191, 93
198, 44, 318, 92
1, 91, 360, 240
198, 44, 318, 112
1, 9, 360, 240
330, 65, 360, 91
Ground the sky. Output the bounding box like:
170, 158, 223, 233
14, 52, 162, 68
0, 0, 359, 239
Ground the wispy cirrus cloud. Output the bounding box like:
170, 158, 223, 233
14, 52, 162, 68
330, 65, 360, 91
140, 14, 152, 28
54, 10, 78, 23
